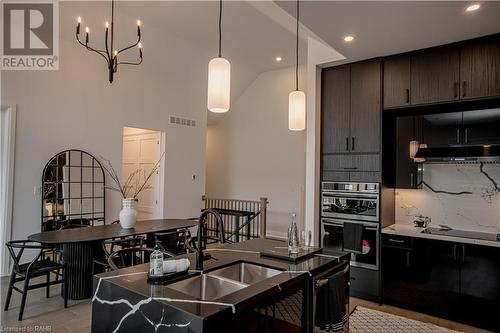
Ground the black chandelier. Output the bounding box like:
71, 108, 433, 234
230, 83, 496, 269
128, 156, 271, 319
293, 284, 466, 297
76, 0, 142, 83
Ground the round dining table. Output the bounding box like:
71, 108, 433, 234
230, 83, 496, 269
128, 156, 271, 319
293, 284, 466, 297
28, 219, 197, 300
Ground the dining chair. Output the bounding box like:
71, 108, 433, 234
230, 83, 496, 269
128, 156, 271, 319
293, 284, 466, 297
154, 228, 194, 255
107, 247, 173, 271
92, 221, 146, 274
4, 240, 67, 321
190, 211, 232, 251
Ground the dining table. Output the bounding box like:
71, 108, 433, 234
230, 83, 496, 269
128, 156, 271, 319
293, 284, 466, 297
28, 219, 197, 300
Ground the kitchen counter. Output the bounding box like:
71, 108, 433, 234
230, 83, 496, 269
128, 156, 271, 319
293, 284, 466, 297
382, 224, 500, 248
91, 238, 349, 333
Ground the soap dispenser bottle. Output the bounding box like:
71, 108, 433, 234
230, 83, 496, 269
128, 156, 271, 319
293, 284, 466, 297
288, 213, 300, 254
149, 241, 164, 278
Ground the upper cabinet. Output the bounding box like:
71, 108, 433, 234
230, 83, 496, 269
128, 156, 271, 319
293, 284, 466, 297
350, 60, 382, 153
322, 66, 351, 154
460, 38, 500, 100
322, 60, 381, 155
383, 35, 500, 110
462, 109, 500, 146
383, 55, 411, 108
410, 47, 460, 105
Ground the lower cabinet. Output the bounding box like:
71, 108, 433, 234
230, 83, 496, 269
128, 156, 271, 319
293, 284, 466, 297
382, 235, 500, 331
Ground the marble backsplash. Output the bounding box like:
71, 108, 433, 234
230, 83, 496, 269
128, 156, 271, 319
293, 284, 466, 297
395, 163, 500, 233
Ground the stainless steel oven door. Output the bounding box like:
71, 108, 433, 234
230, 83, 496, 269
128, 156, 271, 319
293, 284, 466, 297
321, 192, 379, 222
321, 218, 379, 270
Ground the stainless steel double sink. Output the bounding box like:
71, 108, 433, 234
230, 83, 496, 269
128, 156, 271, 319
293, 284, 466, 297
167, 262, 282, 301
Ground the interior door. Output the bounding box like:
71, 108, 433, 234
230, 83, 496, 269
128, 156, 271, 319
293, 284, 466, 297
350, 60, 381, 153
321, 66, 351, 154
122, 131, 161, 220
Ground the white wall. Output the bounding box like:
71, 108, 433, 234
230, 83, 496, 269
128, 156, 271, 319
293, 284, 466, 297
1, 2, 234, 241
206, 66, 306, 239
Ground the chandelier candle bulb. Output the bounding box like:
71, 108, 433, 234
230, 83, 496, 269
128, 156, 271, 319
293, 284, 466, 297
76, 17, 81, 34
105, 21, 109, 29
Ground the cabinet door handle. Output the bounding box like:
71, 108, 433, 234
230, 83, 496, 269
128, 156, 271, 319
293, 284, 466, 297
388, 238, 405, 243
405, 88, 410, 104
410, 173, 414, 187
453, 82, 458, 99
464, 128, 468, 144
453, 244, 457, 261
343, 167, 358, 170
352, 137, 355, 151
346, 137, 349, 151
456, 129, 460, 144
462, 244, 465, 262
462, 81, 467, 98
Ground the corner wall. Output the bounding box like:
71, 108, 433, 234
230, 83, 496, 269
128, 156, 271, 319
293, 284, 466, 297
206, 66, 306, 239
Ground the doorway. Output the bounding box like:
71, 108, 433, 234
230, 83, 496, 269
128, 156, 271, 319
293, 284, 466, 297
0, 105, 16, 276
122, 127, 165, 220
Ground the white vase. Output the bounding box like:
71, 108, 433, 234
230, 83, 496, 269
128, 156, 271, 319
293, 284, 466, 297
119, 198, 137, 229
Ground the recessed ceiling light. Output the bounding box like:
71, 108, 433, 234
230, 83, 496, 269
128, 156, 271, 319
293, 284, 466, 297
275, 56, 282, 62
344, 35, 355, 42
466, 4, 481, 12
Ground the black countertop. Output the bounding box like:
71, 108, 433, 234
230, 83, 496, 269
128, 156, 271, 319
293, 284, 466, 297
28, 219, 197, 244
92, 238, 348, 332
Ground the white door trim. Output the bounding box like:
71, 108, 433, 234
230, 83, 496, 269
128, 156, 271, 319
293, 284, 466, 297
0, 104, 17, 276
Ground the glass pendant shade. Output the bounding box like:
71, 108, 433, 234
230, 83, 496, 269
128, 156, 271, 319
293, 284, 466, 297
409, 140, 420, 159
288, 90, 306, 131
207, 57, 231, 113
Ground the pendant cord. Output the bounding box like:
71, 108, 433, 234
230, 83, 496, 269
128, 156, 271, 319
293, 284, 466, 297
218, 0, 222, 57
295, 0, 299, 91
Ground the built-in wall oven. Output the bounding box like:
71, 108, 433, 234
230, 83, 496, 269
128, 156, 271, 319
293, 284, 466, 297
321, 182, 379, 222
321, 182, 380, 270
321, 218, 379, 270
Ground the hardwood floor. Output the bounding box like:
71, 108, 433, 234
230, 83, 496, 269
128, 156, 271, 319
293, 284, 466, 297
0, 275, 491, 332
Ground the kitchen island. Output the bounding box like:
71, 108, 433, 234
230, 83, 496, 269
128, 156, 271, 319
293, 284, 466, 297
91, 238, 349, 333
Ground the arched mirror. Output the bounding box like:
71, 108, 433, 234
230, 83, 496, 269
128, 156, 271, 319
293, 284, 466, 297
41, 150, 105, 231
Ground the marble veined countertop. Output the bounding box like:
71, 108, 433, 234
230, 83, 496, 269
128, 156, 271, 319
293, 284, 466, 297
382, 224, 500, 248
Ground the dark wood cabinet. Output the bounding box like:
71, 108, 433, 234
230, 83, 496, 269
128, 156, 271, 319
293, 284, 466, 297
321, 66, 351, 154
395, 116, 421, 188
383, 236, 500, 331
410, 47, 460, 105
350, 60, 382, 153
421, 112, 463, 147
462, 108, 500, 145
383, 55, 411, 108
321, 60, 382, 182
460, 38, 500, 100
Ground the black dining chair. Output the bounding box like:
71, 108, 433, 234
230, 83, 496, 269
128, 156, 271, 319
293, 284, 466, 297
190, 210, 232, 251
4, 240, 68, 321
92, 221, 146, 274
107, 247, 173, 271
154, 228, 194, 255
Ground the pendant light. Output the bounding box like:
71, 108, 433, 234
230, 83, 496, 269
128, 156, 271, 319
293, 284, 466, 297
289, 0, 305, 131
207, 0, 231, 113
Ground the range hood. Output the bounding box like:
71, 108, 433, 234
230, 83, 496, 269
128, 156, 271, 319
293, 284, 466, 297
414, 145, 500, 163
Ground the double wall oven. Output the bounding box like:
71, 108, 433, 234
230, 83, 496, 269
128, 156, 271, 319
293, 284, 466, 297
321, 182, 380, 270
